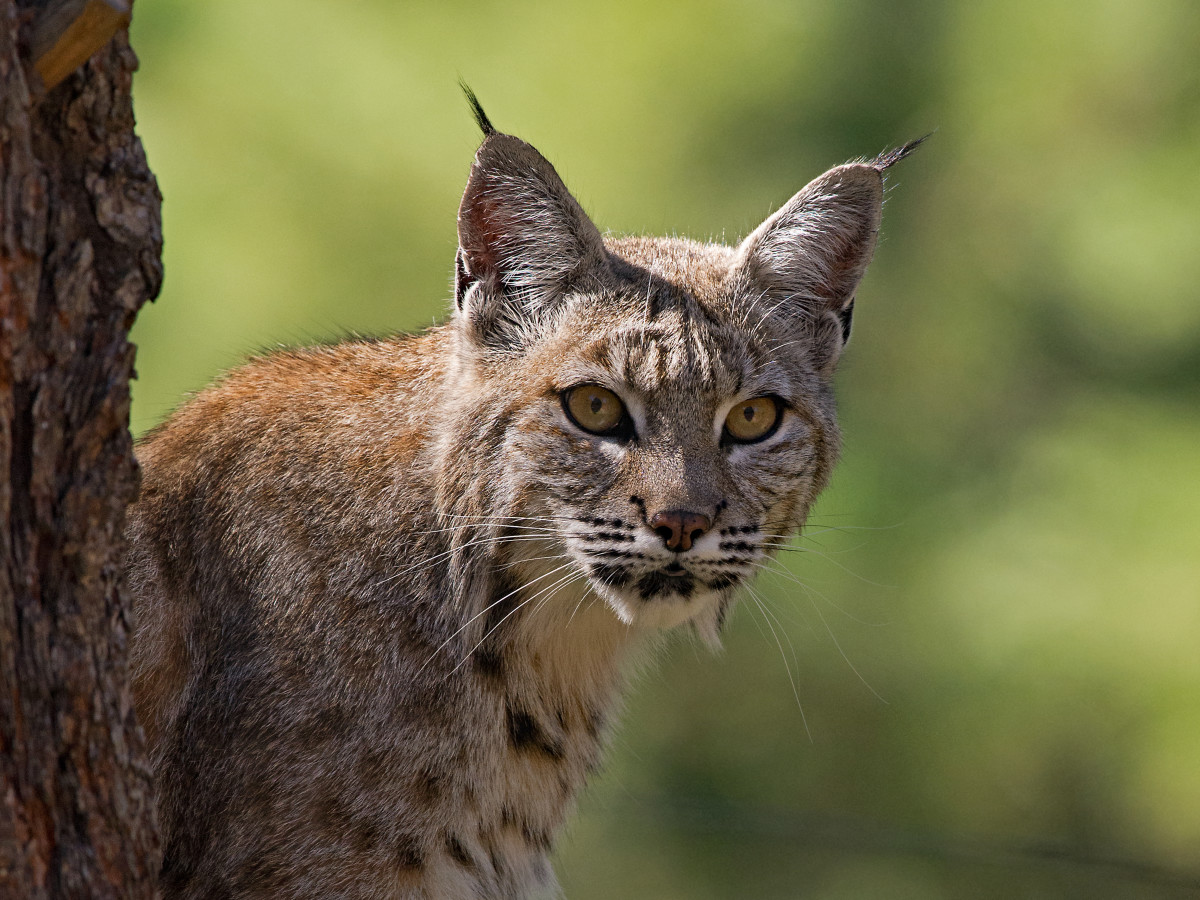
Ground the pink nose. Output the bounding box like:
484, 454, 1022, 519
649, 510, 712, 552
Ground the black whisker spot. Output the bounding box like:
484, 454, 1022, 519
580, 547, 631, 558
589, 563, 632, 586
579, 531, 635, 543
719, 540, 758, 552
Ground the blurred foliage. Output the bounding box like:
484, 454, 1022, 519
128, 0, 1200, 896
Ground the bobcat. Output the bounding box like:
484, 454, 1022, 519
127, 95, 920, 899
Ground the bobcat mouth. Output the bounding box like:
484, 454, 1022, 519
588, 558, 740, 599
637, 568, 696, 600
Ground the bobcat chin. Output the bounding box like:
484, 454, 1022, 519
127, 94, 920, 899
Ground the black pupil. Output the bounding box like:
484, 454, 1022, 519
743, 405, 755, 422
591, 396, 603, 414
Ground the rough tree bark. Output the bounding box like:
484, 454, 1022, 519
0, 0, 162, 895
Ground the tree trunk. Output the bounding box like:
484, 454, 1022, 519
0, 0, 162, 895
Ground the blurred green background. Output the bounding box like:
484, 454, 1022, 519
127, 1, 1200, 896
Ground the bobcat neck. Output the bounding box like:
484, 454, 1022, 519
416, 546, 640, 897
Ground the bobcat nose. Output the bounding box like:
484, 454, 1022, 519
649, 510, 712, 552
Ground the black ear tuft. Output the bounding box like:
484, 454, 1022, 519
871, 132, 932, 171
460, 82, 496, 137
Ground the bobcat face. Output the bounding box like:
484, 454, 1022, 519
482, 279, 842, 638
448, 119, 909, 641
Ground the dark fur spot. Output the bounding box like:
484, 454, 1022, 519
708, 574, 739, 591
476, 575, 522, 665
396, 835, 425, 870
723, 526, 759, 537
587, 530, 634, 543
415, 767, 444, 805
485, 573, 522, 626
313, 795, 354, 832
353, 819, 381, 853
719, 540, 756, 552
495, 806, 554, 853
637, 570, 695, 600
584, 707, 604, 739
489, 846, 505, 878
473, 642, 506, 685
582, 548, 637, 561
522, 823, 553, 852
479, 828, 508, 878
461, 780, 478, 806
506, 704, 564, 760
584, 751, 604, 775
445, 833, 476, 869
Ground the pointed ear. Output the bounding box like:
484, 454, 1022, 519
732, 162, 885, 373
454, 132, 608, 349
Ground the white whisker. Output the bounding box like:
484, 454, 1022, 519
448, 565, 586, 678
743, 583, 812, 742
752, 560, 888, 700
418, 560, 579, 675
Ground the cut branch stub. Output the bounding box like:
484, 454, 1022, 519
29, 0, 130, 93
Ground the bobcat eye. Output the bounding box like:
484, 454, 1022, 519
563, 384, 628, 436
723, 396, 782, 444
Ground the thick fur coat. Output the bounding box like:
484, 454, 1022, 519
127, 108, 918, 898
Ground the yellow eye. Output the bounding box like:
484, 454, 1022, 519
724, 397, 781, 443
563, 384, 627, 435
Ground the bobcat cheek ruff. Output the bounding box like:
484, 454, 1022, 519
127, 95, 919, 900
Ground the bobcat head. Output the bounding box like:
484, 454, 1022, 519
439, 98, 919, 647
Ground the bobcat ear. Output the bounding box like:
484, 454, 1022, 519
733, 161, 886, 373
454, 130, 608, 350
